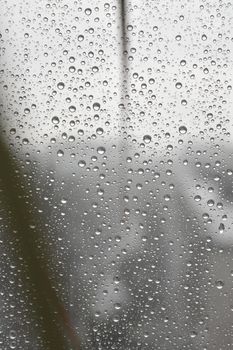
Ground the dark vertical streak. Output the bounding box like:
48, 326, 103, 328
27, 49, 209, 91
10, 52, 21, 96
118, 0, 128, 139
120, 0, 127, 52
119, 0, 130, 195
120, 0, 128, 95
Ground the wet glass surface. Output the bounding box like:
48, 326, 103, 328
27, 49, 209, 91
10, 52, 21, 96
0, 0, 233, 349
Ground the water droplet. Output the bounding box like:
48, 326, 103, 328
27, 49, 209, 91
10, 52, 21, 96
93, 102, 100, 111
164, 194, 171, 201
215, 280, 224, 289
179, 126, 187, 134
143, 135, 152, 144
85, 8, 92, 15
97, 188, 104, 196
22, 138, 29, 145
97, 146, 105, 155
78, 160, 86, 167
114, 303, 121, 310
207, 199, 214, 207
218, 223, 225, 234
175, 82, 182, 89
180, 59, 186, 66
190, 331, 197, 338
69, 105, 76, 112
68, 135, 75, 142
69, 66, 76, 73
52, 116, 60, 124
175, 34, 182, 41
181, 99, 187, 106
10, 128, 16, 134
113, 315, 120, 323
9, 330, 16, 339
136, 183, 143, 190
69, 56, 75, 63
92, 66, 99, 73
95, 229, 102, 236
57, 150, 64, 157
57, 82, 65, 90
96, 127, 104, 135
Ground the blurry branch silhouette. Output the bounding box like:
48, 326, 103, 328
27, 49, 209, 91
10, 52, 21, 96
119, 0, 129, 130
120, 0, 126, 49
120, 0, 127, 92
0, 132, 81, 350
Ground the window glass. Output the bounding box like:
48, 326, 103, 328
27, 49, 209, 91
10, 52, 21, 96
1, 0, 233, 349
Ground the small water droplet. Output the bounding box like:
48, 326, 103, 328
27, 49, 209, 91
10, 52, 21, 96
215, 280, 224, 289
114, 303, 121, 310
52, 116, 60, 124
175, 34, 182, 41
207, 199, 214, 207
97, 146, 105, 155
69, 66, 76, 73
69, 105, 76, 113
78, 160, 86, 167
181, 99, 187, 106
190, 331, 197, 338
179, 126, 187, 134
175, 82, 182, 89
57, 150, 64, 157
85, 8, 92, 15
96, 127, 104, 135
143, 135, 152, 144
218, 223, 225, 234
93, 102, 100, 111
22, 138, 29, 145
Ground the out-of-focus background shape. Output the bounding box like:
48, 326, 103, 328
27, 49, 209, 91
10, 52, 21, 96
1, 0, 233, 349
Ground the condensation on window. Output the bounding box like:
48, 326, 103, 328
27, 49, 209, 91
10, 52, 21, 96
0, 0, 233, 349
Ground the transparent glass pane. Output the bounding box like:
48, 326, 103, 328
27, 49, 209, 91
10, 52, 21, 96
1, 0, 233, 349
